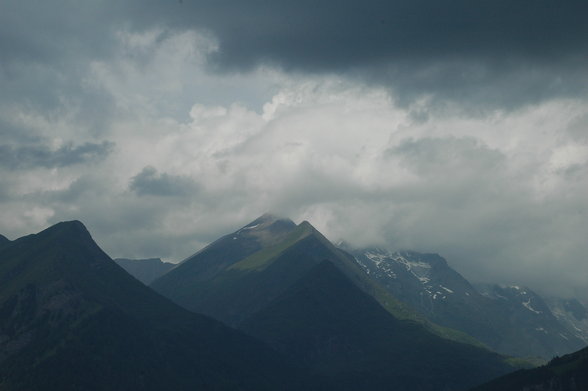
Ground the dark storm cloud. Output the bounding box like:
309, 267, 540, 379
199, 1, 586, 67
0, 141, 114, 170
129, 166, 200, 197
3, 0, 587, 111
134, 0, 588, 107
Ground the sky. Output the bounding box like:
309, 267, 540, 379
1, 0, 587, 299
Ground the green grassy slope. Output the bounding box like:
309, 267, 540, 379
151, 214, 297, 306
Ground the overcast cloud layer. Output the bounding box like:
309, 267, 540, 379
1, 1, 587, 300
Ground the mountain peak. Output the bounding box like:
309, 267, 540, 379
43, 219, 88, 234
298, 220, 325, 235
247, 213, 294, 227
152, 214, 299, 294
239, 214, 297, 237
298, 220, 313, 228
33, 220, 95, 244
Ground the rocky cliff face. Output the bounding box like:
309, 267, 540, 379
348, 247, 586, 358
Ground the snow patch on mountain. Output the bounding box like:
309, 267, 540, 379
522, 298, 542, 314
361, 250, 398, 279
546, 297, 588, 344
440, 285, 454, 294
391, 253, 432, 283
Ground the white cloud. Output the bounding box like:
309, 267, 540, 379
1, 26, 587, 300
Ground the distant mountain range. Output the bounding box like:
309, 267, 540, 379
347, 247, 586, 359
545, 297, 588, 345
114, 257, 174, 285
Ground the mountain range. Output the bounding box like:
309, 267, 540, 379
545, 297, 588, 346
347, 247, 586, 359
0, 221, 305, 390
2, 214, 587, 390
152, 215, 473, 341
151, 214, 517, 390
150, 215, 587, 360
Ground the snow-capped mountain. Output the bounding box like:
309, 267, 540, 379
477, 284, 554, 316
352, 248, 480, 311
347, 246, 586, 359
545, 297, 588, 344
